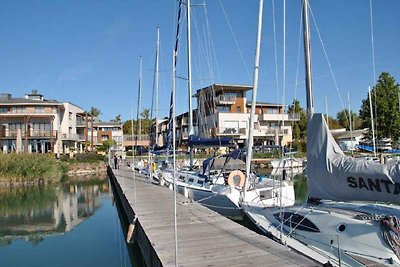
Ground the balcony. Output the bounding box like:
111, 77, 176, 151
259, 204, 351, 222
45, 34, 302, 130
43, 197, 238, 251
213, 127, 241, 136
4, 130, 57, 138
123, 135, 150, 142
215, 95, 236, 105
259, 113, 300, 121
62, 133, 80, 141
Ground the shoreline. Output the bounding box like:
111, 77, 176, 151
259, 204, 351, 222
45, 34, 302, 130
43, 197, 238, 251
0, 161, 108, 188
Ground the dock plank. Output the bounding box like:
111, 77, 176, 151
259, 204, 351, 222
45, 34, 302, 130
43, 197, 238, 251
109, 166, 317, 266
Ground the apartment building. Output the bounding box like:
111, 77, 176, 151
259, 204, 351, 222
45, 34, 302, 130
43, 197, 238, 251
194, 84, 299, 146
76, 118, 123, 150
0, 90, 122, 154
155, 83, 299, 148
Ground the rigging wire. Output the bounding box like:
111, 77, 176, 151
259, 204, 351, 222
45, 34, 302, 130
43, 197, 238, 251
369, 0, 379, 141
218, 0, 252, 82
308, 3, 347, 122
271, 0, 280, 105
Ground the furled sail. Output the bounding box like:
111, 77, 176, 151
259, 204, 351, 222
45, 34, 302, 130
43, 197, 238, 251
188, 135, 234, 147
307, 113, 400, 203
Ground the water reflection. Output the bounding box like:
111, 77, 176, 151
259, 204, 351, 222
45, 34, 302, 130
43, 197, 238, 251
258, 168, 308, 203
0, 182, 109, 246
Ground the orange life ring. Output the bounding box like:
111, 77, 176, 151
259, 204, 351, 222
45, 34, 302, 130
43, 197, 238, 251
227, 170, 246, 188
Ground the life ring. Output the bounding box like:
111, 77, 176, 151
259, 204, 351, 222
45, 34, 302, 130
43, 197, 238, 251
227, 170, 246, 188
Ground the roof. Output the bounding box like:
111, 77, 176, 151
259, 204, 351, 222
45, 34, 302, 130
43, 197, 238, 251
0, 97, 61, 105
194, 83, 253, 97
331, 128, 368, 139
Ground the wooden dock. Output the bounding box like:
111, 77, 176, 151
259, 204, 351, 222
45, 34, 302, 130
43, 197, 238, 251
108, 165, 318, 267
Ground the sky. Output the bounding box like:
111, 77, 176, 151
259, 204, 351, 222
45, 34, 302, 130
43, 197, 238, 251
0, 0, 399, 122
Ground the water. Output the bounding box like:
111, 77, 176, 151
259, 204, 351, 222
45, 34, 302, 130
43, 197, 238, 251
258, 168, 308, 203
0, 180, 134, 267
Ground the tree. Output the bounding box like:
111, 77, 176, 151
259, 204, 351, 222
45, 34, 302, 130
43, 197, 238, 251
140, 108, 152, 135
89, 107, 101, 118
336, 109, 361, 130
98, 139, 116, 151
122, 108, 153, 135
359, 72, 400, 140
287, 99, 307, 140
112, 114, 122, 124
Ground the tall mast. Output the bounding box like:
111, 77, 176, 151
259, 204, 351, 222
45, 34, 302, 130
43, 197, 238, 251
155, 27, 160, 142
348, 91, 354, 156
172, 49, 179, 267
137, 56, 142, 145
302, 0, 313, 115
368, 87, 377, 156
187, 0, 194, 168
243, 0, 264, 198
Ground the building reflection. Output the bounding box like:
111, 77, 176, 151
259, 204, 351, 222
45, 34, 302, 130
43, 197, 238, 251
0, 181, 110, 246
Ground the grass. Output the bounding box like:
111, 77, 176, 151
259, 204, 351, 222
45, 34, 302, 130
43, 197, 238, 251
0, 154, 68, 183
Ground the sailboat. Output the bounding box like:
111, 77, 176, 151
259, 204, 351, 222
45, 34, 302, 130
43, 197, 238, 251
242, 1, 400, 266
160, 0, 295, 221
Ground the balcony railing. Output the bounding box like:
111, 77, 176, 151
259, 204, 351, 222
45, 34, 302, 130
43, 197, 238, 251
62, 133, 80, 140
216, 95, 236, 104
5, 130, 57, 138
123, 135, 150, 142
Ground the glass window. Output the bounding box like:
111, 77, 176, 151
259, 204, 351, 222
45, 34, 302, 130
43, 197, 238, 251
217, 106, 230, 113
36, 107, 45, 113
273, 212, 320, 232
12, 107, 26, 114
0, 108, 8, 113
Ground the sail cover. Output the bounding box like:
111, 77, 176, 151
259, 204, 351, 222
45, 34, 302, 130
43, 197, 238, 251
188, 135, 234, 147
307, 113, 400, 203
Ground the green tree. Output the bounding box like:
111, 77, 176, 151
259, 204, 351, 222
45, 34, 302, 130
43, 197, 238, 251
288, 99, 307, 140
359, 72, 400, 140
336, 109, 361, 130
89, 107, 101, 118
112, 114, 122, 123
326, 116, 342, 129
98, 139, 116, 151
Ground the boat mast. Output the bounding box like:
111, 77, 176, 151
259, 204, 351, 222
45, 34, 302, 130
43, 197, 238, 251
302, 0, 313, 115
187, 0, 194, 169
243, 0, 264, 198
368, 86, 377, 156
155, 27, 160, 144
348, 91, 354, 156
137, 56, 143, 147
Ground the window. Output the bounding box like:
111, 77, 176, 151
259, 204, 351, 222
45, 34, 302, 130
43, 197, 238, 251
12, 107, 26, 114
36, 107, 45, 113
273, 212, 320, 232
0, 108, 8, 113
69, 112, 73, 120
217, 106, 230, 113
101, 135, 109, 141
236, 107, 241, 113
267, 107, 278, 114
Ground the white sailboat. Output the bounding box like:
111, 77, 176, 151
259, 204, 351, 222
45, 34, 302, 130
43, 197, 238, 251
242, 1, 400, 266
161, 0, 295, 220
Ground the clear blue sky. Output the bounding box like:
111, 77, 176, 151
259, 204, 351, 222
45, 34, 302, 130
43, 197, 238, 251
0, 0, 399, 121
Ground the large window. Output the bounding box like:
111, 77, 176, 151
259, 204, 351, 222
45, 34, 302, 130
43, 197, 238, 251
12, 107, 26, 114
0, 108, 8, 113
273, 212, 320, 232
217, 106, 230, 113
36, 107, 45, 113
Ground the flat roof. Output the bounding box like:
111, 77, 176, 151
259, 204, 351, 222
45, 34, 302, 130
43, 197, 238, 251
194, 83, 252, 97
0, 98, 61, 105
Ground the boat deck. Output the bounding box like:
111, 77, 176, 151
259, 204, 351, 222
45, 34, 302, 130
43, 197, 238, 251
108, 165, 317, 266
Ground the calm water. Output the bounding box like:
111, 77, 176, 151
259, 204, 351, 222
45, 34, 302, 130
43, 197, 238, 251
0, 180, 135, 267
258, 168, 308, 203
